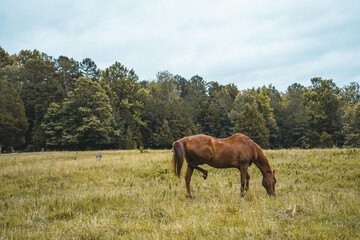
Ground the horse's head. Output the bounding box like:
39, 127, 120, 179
262, 169, 276, 197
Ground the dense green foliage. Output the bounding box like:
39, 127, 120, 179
0, 79, 28, 151
43, 77, 116, 150
0, 47, 359, 151
233, 103, 269, 147
0, 149, 359, 239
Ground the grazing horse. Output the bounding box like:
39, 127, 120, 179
172, 133, 276, 198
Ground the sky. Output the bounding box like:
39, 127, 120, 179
1, 0, 360, 91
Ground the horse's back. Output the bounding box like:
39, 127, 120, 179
184, 134, 215, 163
211, 134, 256, 166
179, 133, 261, 168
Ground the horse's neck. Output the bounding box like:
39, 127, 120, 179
254, 152, 272, 177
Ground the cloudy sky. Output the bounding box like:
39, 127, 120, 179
1, 0, 359, 91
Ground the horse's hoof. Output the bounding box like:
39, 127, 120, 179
186, 194, 193, 198
203, 174, 207, 180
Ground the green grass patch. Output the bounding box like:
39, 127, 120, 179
0, 149, 359, 239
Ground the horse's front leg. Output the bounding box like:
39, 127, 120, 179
245, 171, 250, 191
239, 166, 248, 197
185, 166, 194, 198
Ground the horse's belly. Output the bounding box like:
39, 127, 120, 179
207, 156, 239, 168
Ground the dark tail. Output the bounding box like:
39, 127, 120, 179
172, 139, 186, 178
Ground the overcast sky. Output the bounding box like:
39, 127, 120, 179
1, 0, 359, 91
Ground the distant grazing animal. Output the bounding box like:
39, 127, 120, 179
96, 152, 102, 161
172, 133, 276, 198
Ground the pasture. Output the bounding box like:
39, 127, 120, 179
0, 149, 359, 239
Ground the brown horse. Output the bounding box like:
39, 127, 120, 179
172, 133, 276, 198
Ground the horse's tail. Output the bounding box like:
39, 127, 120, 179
172, 139, 186, 178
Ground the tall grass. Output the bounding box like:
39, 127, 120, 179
0, 149, 359, 239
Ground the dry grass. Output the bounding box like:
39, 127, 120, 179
0, 149, 359, 239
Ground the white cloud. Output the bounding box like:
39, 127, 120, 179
1, 0, 359, 91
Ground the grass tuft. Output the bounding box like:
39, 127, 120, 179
0, 149, 359, 239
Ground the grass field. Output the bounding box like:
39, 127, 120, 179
0, 149, 359, 239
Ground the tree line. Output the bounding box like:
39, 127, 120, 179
0, 47, 359, 152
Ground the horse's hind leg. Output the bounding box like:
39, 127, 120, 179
245, 172, 250, 191
185, 166, 194, 198
194, 166, 208, 180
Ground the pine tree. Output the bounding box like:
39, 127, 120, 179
141, 72, 184, 148
0, 47, 14, 69
342, 103, 360, 147
307, 130, 321, 148
304, 78, 340, 145
341, 82, 360, 104
56, 56, 80, 96
42, 103, 63, 149
124, 126, 137, 149
282, 83, 310, 148
101, 62, 145, 148
207, 83, 238, 137
258, 87, 280, 148
60, 77, 116, 150
319, 132, 333, 148
157, 120, 174, 148
13, 50, 62, 150
233, 103, 270, 148
80, 58, 99, 80
0, 78, 28, 153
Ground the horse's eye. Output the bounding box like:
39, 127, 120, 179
274, 178, 277, 184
